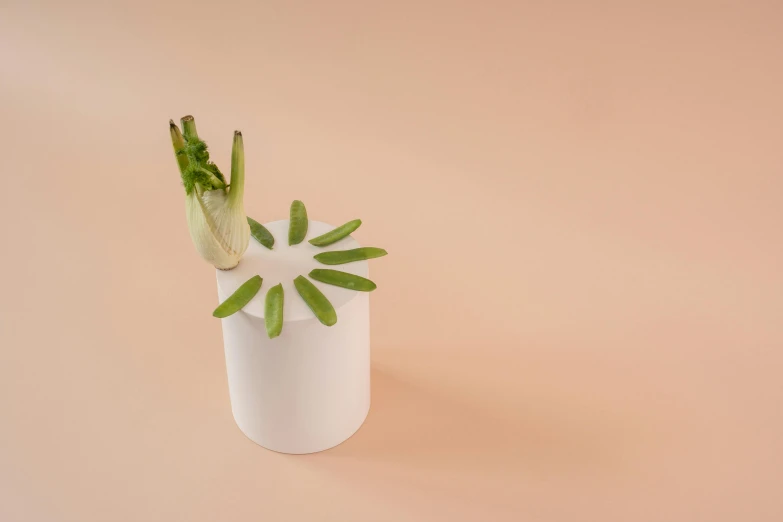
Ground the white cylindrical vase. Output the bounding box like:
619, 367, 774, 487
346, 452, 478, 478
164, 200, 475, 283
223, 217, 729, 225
215, 219, 371, 454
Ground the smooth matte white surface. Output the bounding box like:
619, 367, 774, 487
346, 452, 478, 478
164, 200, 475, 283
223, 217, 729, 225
216, 220, 371, 454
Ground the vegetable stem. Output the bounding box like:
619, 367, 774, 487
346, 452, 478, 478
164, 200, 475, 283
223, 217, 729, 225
181, 115, 199, 140
199, 167, 226, 190
169, 121, 190, 174
228, 131, 245, 204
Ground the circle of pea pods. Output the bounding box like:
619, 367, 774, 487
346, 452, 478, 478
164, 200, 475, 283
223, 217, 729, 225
213, 200, 388, 339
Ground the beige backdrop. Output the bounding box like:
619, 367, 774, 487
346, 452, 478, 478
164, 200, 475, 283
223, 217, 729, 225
1, 1, 782, 521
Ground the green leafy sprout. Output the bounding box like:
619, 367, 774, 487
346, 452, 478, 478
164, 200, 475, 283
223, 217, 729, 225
170, 116, 228, 195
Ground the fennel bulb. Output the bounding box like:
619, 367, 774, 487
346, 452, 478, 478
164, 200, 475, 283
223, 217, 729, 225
169, 116, 249, 270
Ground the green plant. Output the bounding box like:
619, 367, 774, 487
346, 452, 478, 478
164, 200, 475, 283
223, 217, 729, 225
169, 116, 249, 270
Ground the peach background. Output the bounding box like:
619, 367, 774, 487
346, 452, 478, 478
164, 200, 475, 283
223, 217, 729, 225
1, 1, 782, 520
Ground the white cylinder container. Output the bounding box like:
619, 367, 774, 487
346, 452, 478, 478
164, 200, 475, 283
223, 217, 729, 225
215, 219, 371, 454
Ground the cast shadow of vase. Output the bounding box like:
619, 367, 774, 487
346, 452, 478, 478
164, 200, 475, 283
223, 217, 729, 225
303, 366, 639, 478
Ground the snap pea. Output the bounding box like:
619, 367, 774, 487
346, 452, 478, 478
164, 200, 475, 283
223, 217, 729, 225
314, 247, 387, 265
264, 283, 284, 338
308, 269, 376, 291
247, 217, 275, 249
308, 219, 362, 247
213, 275, 262, 318
288, 200, 308, 245
294, 275, 337, 326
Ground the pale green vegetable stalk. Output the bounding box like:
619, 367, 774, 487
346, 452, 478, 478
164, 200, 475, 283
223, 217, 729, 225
170, 116, 250, 270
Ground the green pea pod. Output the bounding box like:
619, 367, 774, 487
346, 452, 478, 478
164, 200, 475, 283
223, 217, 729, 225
309, 219, 362, 247
264, 283, 284, 338
288, 200, 308, 245
213, 275, 263, 318
294, 275, 337, 326
247, 217, 275, 249
314, 247, 387, 265
308, 269, 376, 291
